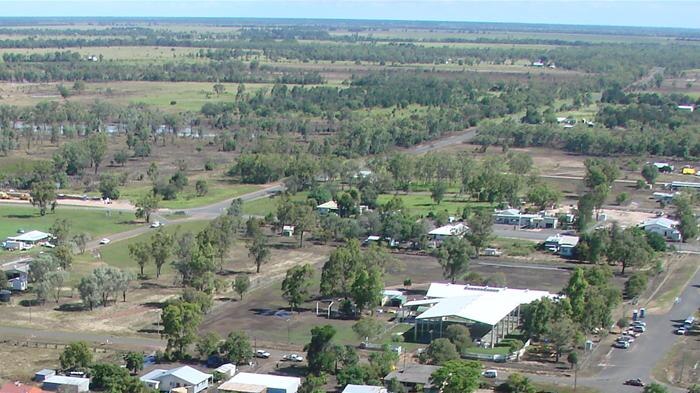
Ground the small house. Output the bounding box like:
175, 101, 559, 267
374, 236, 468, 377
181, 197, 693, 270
342, 385, 388, 393
7, 231, 52, 246
544, 234, 580, 257
640, 217, 682, 241
3, 264, 29, 291
34, 369, 56, 382
428, 223, 468, 242
214, 364, 236, 379
316, 201, 338, 215
219, 373, 301, 393
381, 290, 406, 307
653, 162, 674, 172
653, 192, 678, 204
677, 105, 695, 112
42, 376, 90, 393
383, 364, 441, 393
282, 226, 295, 237
140, 366, 213, 393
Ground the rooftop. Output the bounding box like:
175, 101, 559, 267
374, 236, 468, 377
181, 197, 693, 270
407, 283, 554, 326
428, 222, 468, 236
140, 366, 211, 385
7, 231, 51, 243
224, 373, 300, 392
641, 217, 679, 229
544, 234, 579, 247
43, 376, 89, 386
217, 382, 266, 393
384, 364, 440, 388
317, 201, 338, 210
342, 385, 388, 393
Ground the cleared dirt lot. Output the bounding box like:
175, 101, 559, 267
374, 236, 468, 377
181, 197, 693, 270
201, 252, 573, 347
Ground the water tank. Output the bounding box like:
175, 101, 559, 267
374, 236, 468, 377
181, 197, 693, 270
639, 308, 646, 318
0, 290, 11, 302
585, 340, 593, 351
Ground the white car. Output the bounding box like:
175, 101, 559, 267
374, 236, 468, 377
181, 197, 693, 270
150, 221, 163, 228
482, 370, 498, 378
256, 350, 271, 358
283, 354, 304, 362
676, 327, 687, 335
99, 238, 111, 245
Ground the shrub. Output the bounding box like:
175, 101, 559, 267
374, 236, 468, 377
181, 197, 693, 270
624, 272, 648, 299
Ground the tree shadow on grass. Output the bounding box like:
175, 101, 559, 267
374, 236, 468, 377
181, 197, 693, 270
55, 303, 86, 312
142, 301, 167, 309
6, 214, 35, 219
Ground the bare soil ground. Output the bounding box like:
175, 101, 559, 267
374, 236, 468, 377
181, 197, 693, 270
201, 251, 573, 347
0, 343, 117, 383
654, 334, 700, 388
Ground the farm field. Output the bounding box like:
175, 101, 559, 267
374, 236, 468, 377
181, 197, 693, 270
0, 81, 284, 112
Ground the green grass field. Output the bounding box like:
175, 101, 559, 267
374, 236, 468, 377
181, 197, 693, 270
81, 220, 209, 277
118, 181, 261, 210
242, 192, 310, 216
0, 204, 137, 243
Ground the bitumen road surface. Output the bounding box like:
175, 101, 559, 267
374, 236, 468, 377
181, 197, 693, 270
494, 269, 700, 393
580, 268, 700, 393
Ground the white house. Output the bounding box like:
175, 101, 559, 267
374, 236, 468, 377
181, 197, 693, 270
342, 385, 388, 393
316, 200, 338, 215
42, 376, 90, 393
140, 366, 213, 393
677, 105, 695, 112
214, 364, 236, 379
219, 373, 301, 393
7, 231, 52, 246
544, 234, 579, 257
492, 209, 558, 228
282, 225, 295, 237
428, 223, 468, 242
640, 217, 682, 241
2, 263, 29, 291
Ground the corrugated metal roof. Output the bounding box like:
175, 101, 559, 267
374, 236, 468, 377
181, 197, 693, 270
342, 385, 387, 393
414, 283, 554, 326
226, 373, 300, 392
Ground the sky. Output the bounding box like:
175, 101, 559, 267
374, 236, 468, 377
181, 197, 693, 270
1, 0, 699, 30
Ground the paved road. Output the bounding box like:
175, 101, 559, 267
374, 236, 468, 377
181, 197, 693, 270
495, 268, 699, 393
580, 268, 699, 393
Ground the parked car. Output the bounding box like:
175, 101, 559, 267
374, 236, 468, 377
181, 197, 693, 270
676, 327, 687, 335
150, 221, 163, 228
283, 354, 304, 362
632, 321, 647, 327
99, 238, 111, 245
624, 379, 645, 387
614, 341, 630, 349
482, 370, 498, 379
632, 325, 646, 333
618, 336, 634, 343
256, 350, 271, 358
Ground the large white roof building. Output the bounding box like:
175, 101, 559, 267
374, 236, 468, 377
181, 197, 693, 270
406, 283, 555, 346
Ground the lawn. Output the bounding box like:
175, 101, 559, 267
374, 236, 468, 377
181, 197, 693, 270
243, 192, 310, 216
118, 181, 261, 210
84, 220, 210, 277
0, 204, 137, 245
377, 193, 492, 217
